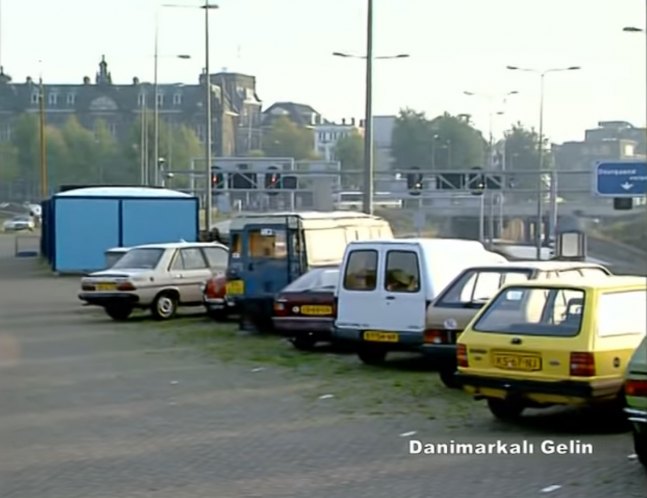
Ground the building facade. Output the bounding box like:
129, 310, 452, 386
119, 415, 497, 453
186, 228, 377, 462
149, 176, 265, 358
0, 57, 263, 158
313, 118, 363, 161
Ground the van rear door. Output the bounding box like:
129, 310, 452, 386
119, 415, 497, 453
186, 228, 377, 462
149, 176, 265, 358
236, 224, 291, 299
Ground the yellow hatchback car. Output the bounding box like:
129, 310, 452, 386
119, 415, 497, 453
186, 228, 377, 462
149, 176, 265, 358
456, 276, 647, 421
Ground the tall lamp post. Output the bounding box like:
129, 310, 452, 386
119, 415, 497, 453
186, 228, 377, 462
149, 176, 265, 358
507, 65, 581, 259
332, 0, 409, 215
163, 1, 219, 233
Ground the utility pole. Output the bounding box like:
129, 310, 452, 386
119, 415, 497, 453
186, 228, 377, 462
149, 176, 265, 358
153, 13, 160, 187
203, 1, 216, 233
38, 77, 47, 199
362, 0, 374, 215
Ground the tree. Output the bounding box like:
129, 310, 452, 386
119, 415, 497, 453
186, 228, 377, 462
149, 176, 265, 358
334, 131, 364, 188
391, 109, 486, 171
162, 123, 203, 188
261, 116, 316, 160
0, 142, 19, 183
503, 123, 544, 191
11, 114, 39, 193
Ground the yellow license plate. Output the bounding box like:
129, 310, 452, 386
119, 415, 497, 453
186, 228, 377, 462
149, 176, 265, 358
96, 283, 117, 291
300, 305, 333, 316
493, 353, 542, 372
226, 280, 244, 295
363, 331, 399, 343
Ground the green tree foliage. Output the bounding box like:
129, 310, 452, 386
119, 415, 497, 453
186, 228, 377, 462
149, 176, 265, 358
334, 131, 364, 188
391, 109, 486, 170
261, 116, 316, 160
503, 123, 547, 190
2, 111, 204, 197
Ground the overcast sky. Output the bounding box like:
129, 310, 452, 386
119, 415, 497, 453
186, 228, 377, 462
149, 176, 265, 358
1, 0, 645, 143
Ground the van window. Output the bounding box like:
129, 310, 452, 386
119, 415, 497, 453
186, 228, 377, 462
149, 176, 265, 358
385, 250, 420, 293
248, 229, 287, 259
230, 233, 242, 258
597, 290, 647, 337
343, 250, 377, 291
436, 270, 532, 306
473, 286, 585, 337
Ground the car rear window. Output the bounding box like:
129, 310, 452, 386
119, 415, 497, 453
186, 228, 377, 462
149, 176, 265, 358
248, 229, 287, 259
112, 248, 164, 269
283, 268, 339, 292
343, 250, 377, 291
472, 286, 585, 337
436, 269, 532, 307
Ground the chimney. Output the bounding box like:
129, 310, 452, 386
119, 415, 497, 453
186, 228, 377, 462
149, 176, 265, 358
83, 76, 90, 85
133, 77, 140, 85
351, 117, 356, 126
359, 119, 365, 128
342, 118, 346, 125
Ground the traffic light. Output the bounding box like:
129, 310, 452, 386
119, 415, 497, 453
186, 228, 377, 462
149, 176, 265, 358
613, 197, 633, 210
406, 168, 424, 195
468, 167, 485, 196
264, 166, 282, 195
211, 168, 224, 191
281, 175, 297, 189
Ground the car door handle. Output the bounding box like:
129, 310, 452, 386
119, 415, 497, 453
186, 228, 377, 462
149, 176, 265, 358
175, 274, 184, 279
386, 296, 395, 300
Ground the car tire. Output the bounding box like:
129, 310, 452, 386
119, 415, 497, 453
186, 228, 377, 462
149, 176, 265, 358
634, 430, 647, 468
291, 334, 317, 351
151, 292, 178, 321
439, 368, 460, 389
357, 346, 387, 365
487, 398, 525, 421
104, 305, 133, 321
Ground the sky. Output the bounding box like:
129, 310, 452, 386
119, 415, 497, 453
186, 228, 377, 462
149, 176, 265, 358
1, 0, 646, 144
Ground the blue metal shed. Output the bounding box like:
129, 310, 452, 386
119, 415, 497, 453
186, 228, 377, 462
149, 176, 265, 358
43, 187, 199, 273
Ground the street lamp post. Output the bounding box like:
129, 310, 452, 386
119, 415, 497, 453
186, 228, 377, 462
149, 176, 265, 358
507, 65, 581, 259
332, 0, 409, 215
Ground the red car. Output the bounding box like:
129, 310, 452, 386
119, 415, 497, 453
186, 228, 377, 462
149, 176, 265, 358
202, 273, 238, 321
272, 267, 339, 350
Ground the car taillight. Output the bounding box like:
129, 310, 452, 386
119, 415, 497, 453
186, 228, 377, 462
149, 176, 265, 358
424, 329, 447, 344
273, 299, 288, 316
117, 281, 136, 291
626, 379, 647, 397
570, 352, 595, 377
457, 343, 468, 368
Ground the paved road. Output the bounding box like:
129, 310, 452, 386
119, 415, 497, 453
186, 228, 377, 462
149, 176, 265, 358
0, 234, 645, 498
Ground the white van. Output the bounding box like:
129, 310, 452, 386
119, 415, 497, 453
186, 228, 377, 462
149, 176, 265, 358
332, 238, 507, 364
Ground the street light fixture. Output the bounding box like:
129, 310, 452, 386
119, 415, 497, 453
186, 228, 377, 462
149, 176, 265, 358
332, 0, 409, 215
164, 2, 219, 233
623, 26, 645, 32
506, 64, 581, 259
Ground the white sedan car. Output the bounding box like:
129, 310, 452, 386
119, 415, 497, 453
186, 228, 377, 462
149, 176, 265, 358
79, 241, 229, 321
3, 215, 35, 232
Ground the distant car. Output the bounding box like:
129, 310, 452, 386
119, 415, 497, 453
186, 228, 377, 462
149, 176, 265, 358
202, 273, 238, 320
273, 267, 339, 350
625, 336, 647, 469
2, 215, 35, 232
79, 241, 229, 321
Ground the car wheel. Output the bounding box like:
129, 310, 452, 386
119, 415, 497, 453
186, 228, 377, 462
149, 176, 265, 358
104, 305, 133, 321
634, 430, 647, 468
151, 292, 178, 320
357, 346, 387, 365
291, 334, 317, 351
487, 398, 525, 421
439, 368, 460, 389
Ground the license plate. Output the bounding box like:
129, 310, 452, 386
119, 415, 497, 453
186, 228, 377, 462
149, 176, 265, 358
96, 283, 117, 291
493, 352, 542, 371
363, 331, 399, 343
300, 305, 333, 316
226, 280, 244, 295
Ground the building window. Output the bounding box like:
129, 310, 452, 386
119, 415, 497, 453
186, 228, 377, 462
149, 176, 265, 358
109, 123, 117, 137
156, 93, 164, 106
137, 93, 145, 106
67, 93, 76, 105
173, 93, 182, 105
31, 92, 39, 104
48, 93, 58, 105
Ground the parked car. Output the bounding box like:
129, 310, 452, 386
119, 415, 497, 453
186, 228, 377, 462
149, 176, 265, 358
422, 261, 612, 387
332, 238, 507, 365
456, 275, 647, 421
3, 214, 35, 232
202, 273, 238, 321
625, 336, 647, 468
79, 241, 228, 321
272, 266, 339, 350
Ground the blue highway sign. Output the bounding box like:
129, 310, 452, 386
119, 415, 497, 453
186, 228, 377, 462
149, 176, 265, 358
594, 161, 647, 197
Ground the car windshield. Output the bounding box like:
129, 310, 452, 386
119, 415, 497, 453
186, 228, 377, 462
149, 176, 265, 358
112, 248, 164, 270
14, 215, 30, 221
283, 268, 339, 292
436, 269, 533, 307
472, 286, 585, 337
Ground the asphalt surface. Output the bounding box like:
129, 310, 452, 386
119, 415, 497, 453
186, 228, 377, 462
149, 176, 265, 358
0, 233, 646, 498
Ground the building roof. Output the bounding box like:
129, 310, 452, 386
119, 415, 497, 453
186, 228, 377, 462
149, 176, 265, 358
262, 102, 321, 127
55, 187, 194, 198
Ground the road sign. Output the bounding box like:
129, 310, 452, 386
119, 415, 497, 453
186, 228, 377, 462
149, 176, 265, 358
594, 161, 647, 197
